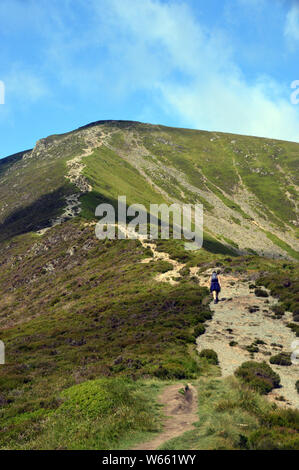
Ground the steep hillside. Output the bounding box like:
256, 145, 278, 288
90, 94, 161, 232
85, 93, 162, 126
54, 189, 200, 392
0, 120, 298, 257
0, 120, 298, 450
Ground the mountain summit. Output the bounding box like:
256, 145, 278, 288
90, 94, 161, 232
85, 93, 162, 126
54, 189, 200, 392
1, 120, 298, 258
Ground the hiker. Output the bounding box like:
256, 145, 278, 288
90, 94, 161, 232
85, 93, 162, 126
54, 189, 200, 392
210, 270, 221, 304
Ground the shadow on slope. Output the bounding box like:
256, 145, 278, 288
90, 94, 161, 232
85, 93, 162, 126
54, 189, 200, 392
0, 187, 69, 242
0, 149, 32, 176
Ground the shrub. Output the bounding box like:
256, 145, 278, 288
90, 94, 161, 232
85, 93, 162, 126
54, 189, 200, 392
255, 339, 266, 345
179, 266, 190, 277
249, 427, 299, 450
271, 304, 285, 317
292, 306, 299, 316
296, 380, 299, 394
196, 310, 213, 322
143, 247, 153, 257
270, 353, 292, 366
287, 323, 299, 337
155, 261, 173, 273
59, 379, 116, 418
271, 342, 283, 348
175, 331, 196, 343
229, 341, 238, 347
223, 267, 232, 273
198, 349, 219, 365
153, 362, 197, 380
246, 344, 259, 354
260, 408, 299, 428
248, 306, 259, 313
235, 361, 280, 394
250, 408, 299, 449
254, 288, 269, 298
257, 269, 299, 325
194, 324, 206, 337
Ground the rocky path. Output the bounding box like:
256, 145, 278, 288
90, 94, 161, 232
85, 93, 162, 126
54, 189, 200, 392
37, 129, 116, 235
140, 240, 185, 285
140, 239, 298, 409
196, 270, 299, 408
132, 239, 298, 450
133, 383, 198, 451
140, 239, 299, 410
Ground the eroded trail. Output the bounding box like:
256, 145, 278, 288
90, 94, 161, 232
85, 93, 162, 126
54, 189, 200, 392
143, 241, 298, 408
37, 129, 116, 235
140, 240, 185, 285
37, 184, 298, 443
140, 238, 299, 408
133, 384, 198, 451
196, 271, 299, 408
135, 240, 299, 451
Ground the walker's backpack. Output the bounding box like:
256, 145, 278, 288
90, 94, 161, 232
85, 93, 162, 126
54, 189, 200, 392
211, 272, 218, 281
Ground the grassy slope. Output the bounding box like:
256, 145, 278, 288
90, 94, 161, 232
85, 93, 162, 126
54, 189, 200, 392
0, 220, 213, 449
85, 123, 298, 258
2, 377, 167, 450
0, 133, 85, 241
0, 121, 298, 449
139, 125, 298, 226
1, 120, 298, 256
80, 146, 167, 219
0, 220, 298, 449
159, 376, 299, 450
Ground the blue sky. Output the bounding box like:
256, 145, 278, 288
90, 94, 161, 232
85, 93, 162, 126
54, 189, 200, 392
0, 0, 299, 158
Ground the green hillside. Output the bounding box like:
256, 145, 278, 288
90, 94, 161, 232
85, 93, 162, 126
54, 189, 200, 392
0, 120, 298, 257
0, 120, 298, 450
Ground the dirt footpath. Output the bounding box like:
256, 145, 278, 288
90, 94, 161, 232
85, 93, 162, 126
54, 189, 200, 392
133, 383, 198, 450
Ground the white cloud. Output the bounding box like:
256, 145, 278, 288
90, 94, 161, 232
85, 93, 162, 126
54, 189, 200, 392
284, 3, 299, 43
1, 0, 299, 142
92, 0, 299, 142
4, 67, 49, 102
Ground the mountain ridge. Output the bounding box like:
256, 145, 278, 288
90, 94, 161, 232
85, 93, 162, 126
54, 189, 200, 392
1, 120, 298, 259
3, 119, 299, 163
0, 119, 298, 450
